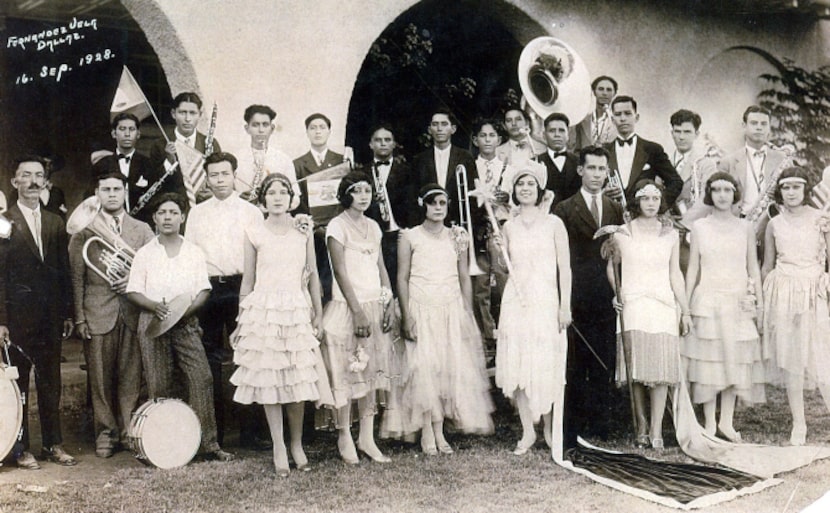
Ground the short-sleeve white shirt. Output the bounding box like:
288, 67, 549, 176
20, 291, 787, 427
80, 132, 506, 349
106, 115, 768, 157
127, 236, 211, 302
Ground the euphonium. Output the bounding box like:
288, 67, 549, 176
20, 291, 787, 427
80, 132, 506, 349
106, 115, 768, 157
67, 197, 136, 286
455, 164, 486, 276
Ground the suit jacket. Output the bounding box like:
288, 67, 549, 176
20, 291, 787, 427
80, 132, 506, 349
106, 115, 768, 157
568, 111, 618, 151
69, 214, 154, 335
411, 145, 480, 231
718, 146, 787, 210
93, 152, 185, 225
365, 160, 415, 230
293, 150, 345, 216
604, 136, 682, 208
537, 151, 581, 212
0, 204, 72, 342
554, 193, 623, 320
495, 139, 546, 166
41, 185, 67, 220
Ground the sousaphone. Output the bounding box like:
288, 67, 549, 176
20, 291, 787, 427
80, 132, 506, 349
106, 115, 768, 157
518, 37, 592, 124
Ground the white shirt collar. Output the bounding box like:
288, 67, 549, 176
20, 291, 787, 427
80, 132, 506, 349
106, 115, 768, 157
17, 200, 40, 215
175, 128, 196, 142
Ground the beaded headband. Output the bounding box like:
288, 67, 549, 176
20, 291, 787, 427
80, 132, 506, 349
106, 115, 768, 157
345, 180, 371, 194
709, 179, 736, 191
417, 188, 448, 207
634, 183, 662, 198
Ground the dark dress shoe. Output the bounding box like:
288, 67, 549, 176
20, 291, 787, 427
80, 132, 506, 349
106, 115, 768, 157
16, 452, 41, 470
240, 436, 273, 451
206, 449, 235, 462
41, 445, 77, 466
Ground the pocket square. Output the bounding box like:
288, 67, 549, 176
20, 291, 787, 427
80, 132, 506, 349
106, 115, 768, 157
136, 176, 149, 187
643, 164, 651, 171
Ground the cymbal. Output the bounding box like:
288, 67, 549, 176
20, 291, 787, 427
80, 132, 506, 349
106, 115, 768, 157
144, 293, 192, 338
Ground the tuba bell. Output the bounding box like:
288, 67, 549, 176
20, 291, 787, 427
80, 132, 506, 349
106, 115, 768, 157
518, 37, 592, 125
67, 196, 136, 286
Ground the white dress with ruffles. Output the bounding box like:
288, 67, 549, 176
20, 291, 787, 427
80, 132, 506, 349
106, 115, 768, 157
230, 219, 334, 406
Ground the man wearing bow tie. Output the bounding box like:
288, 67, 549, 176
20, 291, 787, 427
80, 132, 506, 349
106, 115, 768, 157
569, 75, 619, 151
718, 106, 786, 219
495, 106, 546, 166
94, 113, 185, 226
603, 95, 682, 209
539, 113, 581, 211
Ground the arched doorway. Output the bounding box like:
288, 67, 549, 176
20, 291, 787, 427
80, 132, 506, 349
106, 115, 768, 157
1, 0, 184, 210
345, 0, 547, 164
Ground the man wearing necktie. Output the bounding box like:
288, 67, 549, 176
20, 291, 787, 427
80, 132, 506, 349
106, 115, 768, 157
603, 95, 682, 210
94, 113, 185, 227
0, 156, 75, 469
538, 113, 582, 212
553, 146, 624, 451
148, 92, 217, 205
569, 75, 620, 151
364, 124, 410, 295
68, 172, 154, 458
293, 113, 345, 218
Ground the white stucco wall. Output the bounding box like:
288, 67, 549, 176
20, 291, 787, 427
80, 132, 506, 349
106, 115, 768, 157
128, 0, 826, 159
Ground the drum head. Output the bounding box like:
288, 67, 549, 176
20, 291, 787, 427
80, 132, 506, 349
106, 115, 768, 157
133, 399, 201, 469
0, 377, 23, 461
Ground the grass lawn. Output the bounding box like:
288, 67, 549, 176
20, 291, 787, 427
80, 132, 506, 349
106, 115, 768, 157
1, 387, 828, 513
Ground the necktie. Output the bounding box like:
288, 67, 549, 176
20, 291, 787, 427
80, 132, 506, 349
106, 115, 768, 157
674, 154, 684, 169
590, 194, 600, 226
112, 215, 122, 235
32, 210, 43, 259
184, 137, 193, 147
117, 153, 131, 163
485, 161, 493, 183
617, 138, 633, 147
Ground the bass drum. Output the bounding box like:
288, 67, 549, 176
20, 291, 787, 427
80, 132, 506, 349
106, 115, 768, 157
127, 398, 201, 469
0, 374, 23, 462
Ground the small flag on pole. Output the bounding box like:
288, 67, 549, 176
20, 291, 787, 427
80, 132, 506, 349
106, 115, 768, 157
176, 141, 206, 208
110, 67, 152, 122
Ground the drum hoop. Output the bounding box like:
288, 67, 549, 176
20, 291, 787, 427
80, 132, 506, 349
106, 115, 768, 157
128, 398, 201, 469
0, 378, 23, 462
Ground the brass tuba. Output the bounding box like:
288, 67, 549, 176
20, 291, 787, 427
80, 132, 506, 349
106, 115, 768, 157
67, 196, 136, 286
518, 37, 592, 125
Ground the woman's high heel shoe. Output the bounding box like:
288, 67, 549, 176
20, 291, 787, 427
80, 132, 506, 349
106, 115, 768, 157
651, 438, 664, 450
357, 445, 392, 463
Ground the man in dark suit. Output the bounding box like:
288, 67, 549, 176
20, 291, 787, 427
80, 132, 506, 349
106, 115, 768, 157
364, 124, 410, 294
411, 108, 478, 228
94, 113, 185, 226
69, 171, 154, 458
554, 146, 624, 452
0, 155, 76, 469
603, 95, 682, 209
293, 113, 345, 218
538, 112, 581, 211
149, 92, 219, 204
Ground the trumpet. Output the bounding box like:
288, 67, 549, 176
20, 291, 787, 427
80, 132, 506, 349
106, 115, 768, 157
607, 168, 627, 211
455, 164, 486, 276
67, 196, 136, 286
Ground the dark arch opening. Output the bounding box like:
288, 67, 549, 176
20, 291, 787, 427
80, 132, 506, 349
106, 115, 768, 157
1, 1, 173, 210
345, 0, 543, 164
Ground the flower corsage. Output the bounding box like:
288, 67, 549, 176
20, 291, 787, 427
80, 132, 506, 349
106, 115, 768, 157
294, 214, 314, 236
449, 225, 469, 256
348, 345, 369, 373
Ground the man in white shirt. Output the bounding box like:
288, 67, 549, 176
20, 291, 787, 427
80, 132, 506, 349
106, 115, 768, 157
496, 106, 546, 165
185, 152, 267, 450
127, 192, 233, 462
69, 172, 154, 458
234, 105, 296, 201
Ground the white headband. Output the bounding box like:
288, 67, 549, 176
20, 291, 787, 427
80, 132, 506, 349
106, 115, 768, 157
345, 180, 371, 194
778, 177, 807, 185
634, 184, 662, 198
417, 189, 447, 207
709, 179, 736, 191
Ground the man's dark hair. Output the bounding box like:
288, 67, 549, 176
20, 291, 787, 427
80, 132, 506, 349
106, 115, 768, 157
579, 145, 610, 166
14, 154, 47, 170
591, 75, 618, 93
95, 171, 128, 187
544, 112, 571, 130
501, 104, 528, 123
369, 122, 396, 140
111, 112, 141, 130
742, 105, 771, 123
151, 192, 188, 215
670, 109, 702, 131
204, 151, 238, 172
471, 118, 500, 135
172, 92, 203, 110
430, 107, 458, 126
611, 95, 638, 113
305, 113, 331, 129
244, 105, 276, 123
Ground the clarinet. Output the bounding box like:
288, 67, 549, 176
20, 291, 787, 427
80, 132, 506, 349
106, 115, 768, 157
204, 102, 217, 157
130, 162, 179, 216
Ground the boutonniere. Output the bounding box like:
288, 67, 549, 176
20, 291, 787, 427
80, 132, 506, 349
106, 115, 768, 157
0, 217, 12, 239
293, 214, 314, 235
643, 164, 651, 171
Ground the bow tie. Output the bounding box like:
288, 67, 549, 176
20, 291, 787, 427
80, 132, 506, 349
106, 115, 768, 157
753, 149, 766, 158
374, 160, 391, 167
117, 153, 131, 163
617, 138, 634, 147
553, 151, 567, 159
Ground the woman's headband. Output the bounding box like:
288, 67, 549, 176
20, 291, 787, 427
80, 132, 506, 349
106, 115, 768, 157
634, 183, 662, 198
778, 177, 807, 186
417, 188, 448, 206
709, 179, 736, 191
345, 180, 371, 194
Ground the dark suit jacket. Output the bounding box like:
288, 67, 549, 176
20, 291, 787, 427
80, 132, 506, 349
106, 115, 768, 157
149, 130, 220, 203
365, 160, 415, 230
0, 204, 72, 344
411, 145, 479, 228
293, 150, 345, 216
68, 214, 154, 335
93, 152, 185, 226
538, 151, 581, 212
554, 193, 623, 321
604, 136, 682, 208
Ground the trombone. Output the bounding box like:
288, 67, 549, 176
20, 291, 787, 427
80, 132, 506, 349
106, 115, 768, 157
455, 164, 486, 276
67, 196, 136, 286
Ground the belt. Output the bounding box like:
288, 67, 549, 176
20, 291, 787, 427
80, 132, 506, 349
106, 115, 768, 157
209, 274, 243, 284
